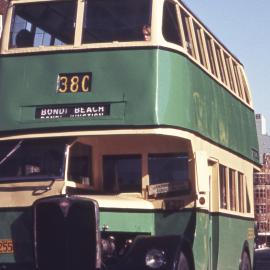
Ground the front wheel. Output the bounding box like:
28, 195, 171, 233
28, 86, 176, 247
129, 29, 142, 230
176, 252, 190, 270
240, 251, 251, 270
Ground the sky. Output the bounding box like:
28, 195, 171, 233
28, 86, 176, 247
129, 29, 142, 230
182, 0, 270, 132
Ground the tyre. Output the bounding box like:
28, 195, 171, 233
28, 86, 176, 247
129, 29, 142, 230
176, 252, 190, 270
240, 251, 251, 270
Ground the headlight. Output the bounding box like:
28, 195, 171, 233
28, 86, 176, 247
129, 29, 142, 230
145, 248, 166, 269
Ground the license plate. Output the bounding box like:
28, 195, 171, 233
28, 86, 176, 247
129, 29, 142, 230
0, 240, 14, 254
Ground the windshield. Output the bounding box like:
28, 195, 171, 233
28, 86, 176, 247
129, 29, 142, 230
9, 0, 152, 49
0, 138, 68, 181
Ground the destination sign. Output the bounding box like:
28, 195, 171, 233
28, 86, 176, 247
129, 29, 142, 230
148, 181, 189, 197
57, 72, 92, 93
35, 104, 110, 119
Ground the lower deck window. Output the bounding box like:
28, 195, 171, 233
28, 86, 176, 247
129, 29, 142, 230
68, 142, 92, 185
219, 165, 227, 209
148, 153, 189, 196
148, 153, 188, 183
103, 155, 141, 193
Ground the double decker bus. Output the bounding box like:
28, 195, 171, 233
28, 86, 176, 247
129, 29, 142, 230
0, 0, 259, 269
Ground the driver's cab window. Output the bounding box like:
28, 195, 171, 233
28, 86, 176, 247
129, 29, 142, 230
68, 142, 92, 185
103, 155, 141, 193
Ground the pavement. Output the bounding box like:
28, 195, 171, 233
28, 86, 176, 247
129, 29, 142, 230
254, 247, 270, 270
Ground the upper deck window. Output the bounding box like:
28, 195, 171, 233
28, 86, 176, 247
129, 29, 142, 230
205, 33, 217, 77
180, 9, 194, 57
8, 0, 152, 48
9, 1, 76, 48
82, 0, 152, 43
162, 1, 182, 46
193, 21, 207, 68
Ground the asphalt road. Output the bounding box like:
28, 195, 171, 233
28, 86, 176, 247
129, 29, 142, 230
254, 248, 270, 270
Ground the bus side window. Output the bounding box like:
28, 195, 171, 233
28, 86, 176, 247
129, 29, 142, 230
68, 143, 92, 185
148, 153, 189, 197
205, 33, 218, 77
162, 1, 182, 46
219, 164, 227, 209
180, 9, 195, 57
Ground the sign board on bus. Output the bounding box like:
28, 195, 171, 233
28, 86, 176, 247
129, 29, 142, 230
35, 103, 110, 119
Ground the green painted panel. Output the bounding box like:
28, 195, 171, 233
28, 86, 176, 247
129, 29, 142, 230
154, 209, 196, 238
192, 212, 254, 270
0, 206, 254, 269
0, 50, 158, 130
0, 209, 33, 264
156, 50, 258, 164
215, 215, 254, 270
100, 209, 254, 270
0, 48, 258, 163
99, 210, 155, 234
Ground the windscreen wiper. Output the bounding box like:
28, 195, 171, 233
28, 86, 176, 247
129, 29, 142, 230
0, 140, 23, 166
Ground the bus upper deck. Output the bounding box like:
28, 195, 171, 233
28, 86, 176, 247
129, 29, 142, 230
0, 0, 258, 165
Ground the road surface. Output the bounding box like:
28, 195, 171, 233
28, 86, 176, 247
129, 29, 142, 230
254, 247, 270, 270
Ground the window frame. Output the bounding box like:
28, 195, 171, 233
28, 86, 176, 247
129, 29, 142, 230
229, 168, 236, 211
218, 164, 251, 214
219, 164, 227, 209
147, 152, 190, 198
102, 154, 142, 193
204, 32, 218, 77
9, 0, 78, 48
180, 8, 195, 57
224, 52, 237, 94
193, 20, 208, 68
232, 59, 244, 99
162, 0, 182, 46
238, 67, 251, 104
67, 141, 92, 185
215, 43, 227, 85
3, 0, 81, 51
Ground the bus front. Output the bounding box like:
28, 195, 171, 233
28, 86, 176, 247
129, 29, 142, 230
0, 0, 196, 269
0, 0, 259, 269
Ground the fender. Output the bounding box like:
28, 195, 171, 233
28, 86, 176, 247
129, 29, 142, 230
109, 235, 194, 270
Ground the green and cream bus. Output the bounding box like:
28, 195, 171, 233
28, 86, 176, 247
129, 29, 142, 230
0, 0, 259, 269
